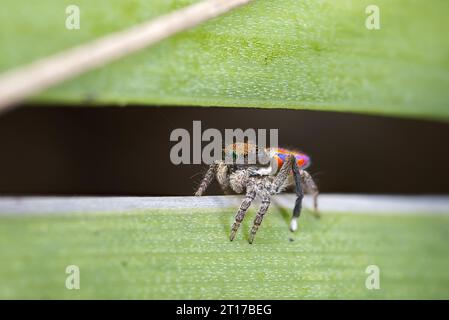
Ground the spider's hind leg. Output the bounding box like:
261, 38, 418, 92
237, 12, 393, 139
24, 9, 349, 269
301, 170, 320, 217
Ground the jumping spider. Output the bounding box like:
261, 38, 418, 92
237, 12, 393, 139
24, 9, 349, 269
195, 143, 319, 244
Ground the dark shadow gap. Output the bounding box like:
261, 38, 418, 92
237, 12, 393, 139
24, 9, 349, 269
0, 106, 448, 195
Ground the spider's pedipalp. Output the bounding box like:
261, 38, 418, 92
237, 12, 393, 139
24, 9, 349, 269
230, 186, 256, 241
216, 161, 232, 194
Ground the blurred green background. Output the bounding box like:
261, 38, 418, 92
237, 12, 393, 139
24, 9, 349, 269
1, 208, 448, 299
1, 0, 448, 120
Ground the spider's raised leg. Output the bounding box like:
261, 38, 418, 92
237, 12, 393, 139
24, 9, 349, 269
270, 154, 304, 232
290, 157, 304, 231
230, 186, 256, 241
301, 170, 319, 212
248, 195, 271, 244
271, 154, 296, 192
194, 162, 218, 196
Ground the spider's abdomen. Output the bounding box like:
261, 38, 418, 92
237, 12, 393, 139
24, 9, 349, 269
270, 148, 311, 170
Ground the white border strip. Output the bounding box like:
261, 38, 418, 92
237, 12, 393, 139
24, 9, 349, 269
0, 194, 448, 216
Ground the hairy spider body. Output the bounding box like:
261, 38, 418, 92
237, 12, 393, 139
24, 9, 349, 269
195, 143, 319, 244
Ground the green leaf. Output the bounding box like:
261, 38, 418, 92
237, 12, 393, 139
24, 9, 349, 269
1, 0, 449, 120
1, 208, 448, 299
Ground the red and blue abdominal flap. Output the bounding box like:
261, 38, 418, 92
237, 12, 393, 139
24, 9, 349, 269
271, 148, 311, 170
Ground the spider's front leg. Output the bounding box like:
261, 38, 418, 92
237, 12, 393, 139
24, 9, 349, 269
249, 155, 299, 244
230, 186, 256, 241
194, 162, 218, 196
248, 194, 271, 244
